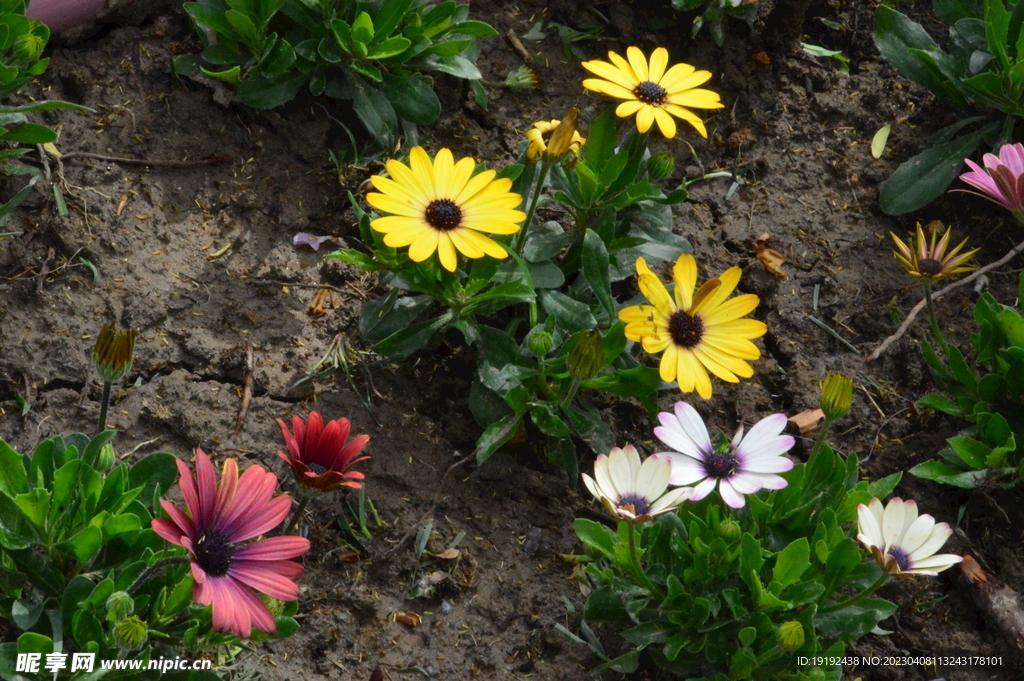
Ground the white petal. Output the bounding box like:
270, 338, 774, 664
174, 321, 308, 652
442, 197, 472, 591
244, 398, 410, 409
650, 486, 692, 513
718, 480, 746, 508
730, 424, 745, 452
748, 473, 789, 490
659, 451, 708, 486
582, 473, 604, 501
738, 434, 797, 461
726, 472, 764, 494
741, 413, 788, 442
663, 401, 712, 453
900, 513, 936, 556
742, 455, 794, 474
654, 425, 707, 460
881, 498, 908, 547
636, 455, 671, 500
593, 454, 620, 500
910, 553, 963, 571
608, 447, 637, 496
689, 477, 718, 502
909, 522, 953, 561
857, 503, 884, 548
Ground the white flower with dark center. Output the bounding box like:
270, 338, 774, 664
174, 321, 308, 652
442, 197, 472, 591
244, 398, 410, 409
581, 445, 693, 524
654, 401, 794, 508
856, 497, 963, 578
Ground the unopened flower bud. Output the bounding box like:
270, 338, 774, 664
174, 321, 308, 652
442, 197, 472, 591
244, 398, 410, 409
820, 372, 853, 420
106, 591, 134, 621
647, 151, 675, 181
114, 616, 147, 650
568, 330, 603, 380
718, 518, 741, 541
93, 323, 137, 383
545, 108, 579, 160
260, 594, 285, 618
504, 65, 541, 92
97, 442, 116, 470
776, 621, 805, 651
528, 331, 553, 357
14, 34, 44, 62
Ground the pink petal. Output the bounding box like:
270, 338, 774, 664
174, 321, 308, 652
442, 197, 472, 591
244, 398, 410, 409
175, 458, 201, 523
234, 536, 311, 561
228, 494, 293, 543
193, 449, 218, 529
229, 561, 302, 600
232, 577, 278, 634
152, 516, 189, 547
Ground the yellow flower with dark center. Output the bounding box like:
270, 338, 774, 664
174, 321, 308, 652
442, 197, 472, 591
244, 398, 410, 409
891, 221, 978, 282
582, 46, 724, 138
526, 115, 585, 163
618, 255, 766, 399
367, 147, 526, 272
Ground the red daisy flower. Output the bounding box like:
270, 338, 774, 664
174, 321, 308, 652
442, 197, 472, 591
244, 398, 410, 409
277, 412, 369, 492
152, 449, 310, 638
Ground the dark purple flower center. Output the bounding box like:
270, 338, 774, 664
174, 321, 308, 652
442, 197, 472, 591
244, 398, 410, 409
424, 199, 462, 232
702, 451, 738, 480
917, 258, 943, 276
886, 545, 912, 571
307, 462, 328, 475
669, 310, 705, 348
194, 531, 233, 578
617, 494, 651, 516
634, 81, 668, 105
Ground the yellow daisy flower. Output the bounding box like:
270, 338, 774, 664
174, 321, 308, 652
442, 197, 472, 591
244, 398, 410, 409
582, 46, 724, 138
618, 255, 766, 399
366, 147, 527, 272
890, 221, 978, 283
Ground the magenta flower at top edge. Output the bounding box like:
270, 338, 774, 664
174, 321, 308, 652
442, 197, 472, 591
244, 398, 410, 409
653, 401, 795, 509
277, 412, 369, 493
151, 449, 310, 638
957, 142, 1024, 221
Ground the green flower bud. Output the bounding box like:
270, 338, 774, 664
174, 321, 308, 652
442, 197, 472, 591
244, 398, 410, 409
528, 331, 553, 357
820, 372, 853, 421
93, 323, 137, 383
97, 442, 116, 470
260, 594, 285, 618
14, 35, 44, 63
568, 330, 603, 380
105, 591, 134, 621
504, 65, 541, 92
776, 621, 805, 651
114, 616, 147, 651
647, 151, 675, 181
718, 518, 741, 542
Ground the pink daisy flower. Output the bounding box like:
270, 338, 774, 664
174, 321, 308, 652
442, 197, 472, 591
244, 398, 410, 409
277, 412, 369, 493
653, 401, 795, 508
958, 142, 1024, 222
152, 449, 310, 638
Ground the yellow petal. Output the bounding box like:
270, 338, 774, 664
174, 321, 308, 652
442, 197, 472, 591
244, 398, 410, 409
669, 88, 724, 110
455, 168, 498, 205
381, 221, 430, 248
658, 63, 697, 91
652, 107, 677, 138
664, 104, 708, 138
369, 174, 422, 206
707, 318, 768, 340
702, 294, 762, 326
582, 78, 638, 101
642, 333, 672, 354
458, 229, 508, 259
675, 348, 698, 393
636, 258, 675, 314
697, 266, 741, 313
386, 158, 432, 204
408, 147, 437, 200
436, 232, 458, 271
673, 254, 697, 311
608, 50, 639, 83
635, 104, 655, 133
694, 346, 742, 382
432, 148, 455, 198
660, 343, 678, 382
408, 228, 440, 262
449, 156, 476, 197
448, 227, 484, 258
616, 100, 645, 117
702, 333, 761, 360
626, 46, 649, 81
648, 47, 668, 84
581, 59, 636, 89
365, 192, 424, 218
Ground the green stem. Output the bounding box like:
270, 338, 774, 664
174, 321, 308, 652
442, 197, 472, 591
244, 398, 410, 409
808, 416, 835, 461
924, 282, 950, 357
819, 570, 890, 613
127, 556, 190, 595
560, 375, 581, 409
283, 489, 314, 536
514, 162, 551, 255
504, 249, 538, 327
627, 522, 661, 597
97, 380, 112, 435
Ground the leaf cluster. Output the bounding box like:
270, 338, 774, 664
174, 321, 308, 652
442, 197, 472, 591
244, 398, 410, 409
574, 445, 901, 678
670, 0, 758, 48
178, 0, 495, 146
875, 0, 1023, 214
912, 272, 1024, 487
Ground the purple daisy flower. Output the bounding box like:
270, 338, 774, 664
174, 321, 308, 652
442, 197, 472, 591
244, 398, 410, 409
957, 142, 1024, 222
653, 401, 795, 508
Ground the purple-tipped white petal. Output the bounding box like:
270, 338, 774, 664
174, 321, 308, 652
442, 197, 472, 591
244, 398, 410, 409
745, 472, 789, 490
910, 553, 963, 571
608, 445, 642, 496
655, 401, 712, 459
900, 513, 936, 556
635, 455, 671, 500
718, 480, 746, 508
881, 497, 909, 547
293, 233, 333, 250
660, 451, 708, 486
909, 521, 953, 561
593, 454, 619, 500
857, 502, 884, 549
742, 455, 794, 475
725, 473, 764, 495
649, 486, 693, 514
582, 473, 603, 501
689, 477, 718, 502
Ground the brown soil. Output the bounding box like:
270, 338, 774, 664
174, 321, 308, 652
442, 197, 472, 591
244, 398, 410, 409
1, 0, 1022, 680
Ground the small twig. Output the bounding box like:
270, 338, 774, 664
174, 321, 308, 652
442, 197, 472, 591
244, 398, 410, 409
505, 29, 532, 63
233, 341, 254, 435
35, 247, 54, 293
806, 315, 859, 353
870, 236, 1024, 360
59, 151, 232, 168
959, 553, 1024, 665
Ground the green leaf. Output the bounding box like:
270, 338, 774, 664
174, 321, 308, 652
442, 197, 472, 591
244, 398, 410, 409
351, 11, 375, 45
523, 221, 575, 263
530, 401, 573, 437
867, 472, 902, 499
873, 6, 967, 107
351, 77, 398, 145
225, 9, 259, 47
373, 311, 453, 358
916, 393, 962, 415
373, 0, 416, 39
934, 0, 983, 23
0, 439, 27, 496
770, 538, 810, 594
475, 413, 523, 465
421, 54, 481, 79
582, 229, 615, 321
584, 105, 617, 169
7, 548, 63, 598
327, 248, 382, 272
910, 459, 988, 487
948, 435, 989, 468
878, 122, 996, 214
985, 0, 1012, 71
14, 489, 50, 531
564, 401, 615, 454
57, 525, 102, 563
128, 452, 180, 510
450, 20, 498, 37
237, 70, 308, 109
540, 290, 597, 333
381, 74, 441, 125
368, 35, 412, 60
0, 122, 56, 144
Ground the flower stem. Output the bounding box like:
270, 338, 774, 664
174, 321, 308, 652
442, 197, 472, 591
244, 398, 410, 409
283, 489, 314, 536
97, 379, 112, 435
819, 570, 890, 613
923, 282, 950, 357
626, 522, 661, 597
808, 416, 834, 461
127, 556, 190, 595
514, 162, 551, 255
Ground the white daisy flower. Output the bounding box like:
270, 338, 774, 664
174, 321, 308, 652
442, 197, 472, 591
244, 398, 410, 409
654, 401, 795, 508
856, 497, 963, 578
582, 445, 693, 524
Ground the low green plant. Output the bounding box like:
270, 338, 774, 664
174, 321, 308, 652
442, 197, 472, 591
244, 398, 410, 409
874, 0, 1023, 214
178, 0, 495, 146
671, 0, 758, 47
0, 0, 90, 225
912, 271, 1024, 487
